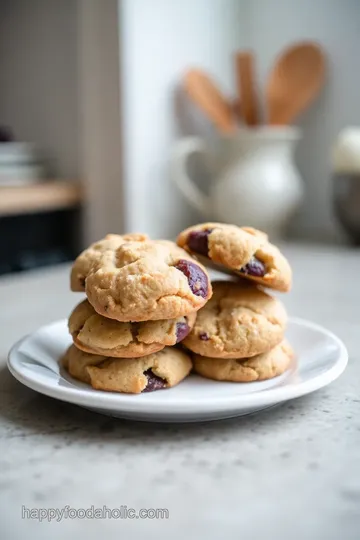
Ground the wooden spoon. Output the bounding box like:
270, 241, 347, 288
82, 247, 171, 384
183, 69, 236, 134
266, 42, 325, 125
234, 51, 259, 126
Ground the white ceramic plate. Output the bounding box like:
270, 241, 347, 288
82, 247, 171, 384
7, 318, 348, 423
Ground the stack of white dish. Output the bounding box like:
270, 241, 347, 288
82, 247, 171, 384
0, 143, 45, 186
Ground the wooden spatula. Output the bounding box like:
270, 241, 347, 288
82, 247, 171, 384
183, 69, 236, 134
234, 51, 259, 126
266, 41, 325, 125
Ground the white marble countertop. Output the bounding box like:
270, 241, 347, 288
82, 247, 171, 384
0, 243, 359, 540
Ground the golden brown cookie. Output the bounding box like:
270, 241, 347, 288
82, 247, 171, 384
71, 233, 149, 291
83, 239, 212, 322
182, 281, 287, 359
177, 222, 292, 292
193, 341, 293, 382
62, 345, 192, 393
68, 299, 196, 357
62, 345, 105, 384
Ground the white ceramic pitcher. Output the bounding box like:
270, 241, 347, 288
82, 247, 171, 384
171, 127, 304, 238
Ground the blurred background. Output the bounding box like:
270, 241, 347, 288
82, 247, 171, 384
0, 0, 360, 276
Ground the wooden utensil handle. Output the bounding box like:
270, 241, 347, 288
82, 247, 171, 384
184, 69, 236, 134
235, 52, 258, 126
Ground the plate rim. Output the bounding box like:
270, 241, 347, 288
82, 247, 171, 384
7, 317, 348, 415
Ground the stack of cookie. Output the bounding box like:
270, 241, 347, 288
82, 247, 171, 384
63, 223, 293, 392
63, 234, 212, 393
176, 223, 293, 383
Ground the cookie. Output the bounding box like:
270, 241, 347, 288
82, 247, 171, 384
83, 239, 212, 321
193, 341, 293, 382
182, 280, 287, 359
177, 222, 292, 292
63, 345, 192, 393
68, 299, 196, 357
71, 233, 149, 291
62, 345, 105, 384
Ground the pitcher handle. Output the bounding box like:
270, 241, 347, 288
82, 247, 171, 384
171, 137, 211, 215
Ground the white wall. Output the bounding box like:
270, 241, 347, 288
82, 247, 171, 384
246, 0, 360, 241
120, 0, 249, 239
78, 0, 125, 244
0, 0, 79, 178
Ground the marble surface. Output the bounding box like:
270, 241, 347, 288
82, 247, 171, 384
0, 244, 359, 540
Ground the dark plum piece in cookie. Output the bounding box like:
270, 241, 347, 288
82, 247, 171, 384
174, 259, 209, 298
187, 229, 213, 256
239, 257, 266, 277
176, 321, 191, 343
142, 369, 166, 392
